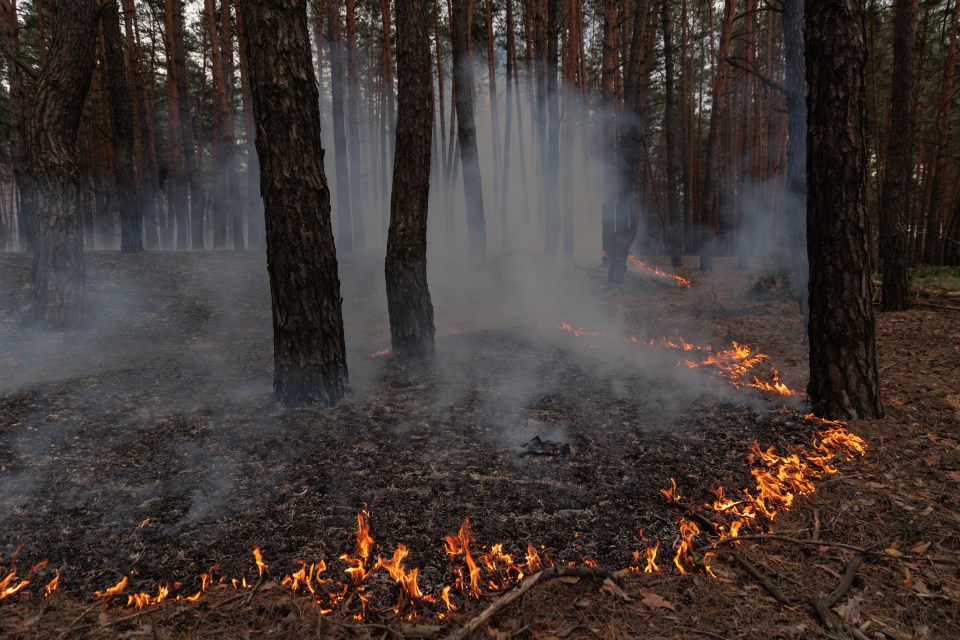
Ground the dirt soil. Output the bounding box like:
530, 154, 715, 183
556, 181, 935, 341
0, 251, 958, 639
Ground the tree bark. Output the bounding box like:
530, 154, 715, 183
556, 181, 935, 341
234, 0, 263, 249
386, 0, 436, 359
240, 0, 349, 406
805, 0, 883, 420
326, 0, 353, 253
878, 0, 918, 311
452, 0, 487, 263
543, 0, 561, 258
662, 0, 683, 267
784, 0, 809, 331
600, 0, 617, 265
344, 0, 365, 247
102, 0, 143, 253
28, 0, 99, 326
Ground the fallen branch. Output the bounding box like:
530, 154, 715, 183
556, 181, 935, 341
810, 554, 869, 640
663, 497, 722, 535
912, 301, 960, 312
729, 551, 792, 605
444, 566, 619, 640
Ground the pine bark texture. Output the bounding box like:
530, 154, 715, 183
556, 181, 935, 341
385, 0, 436, 359
879, 0, 918, 310
240, 0, 349, 406
28, 0, 99, 326
662, 0, 683, 267
805, 0, 883, 420
451, 0, 486, 263
102, 0, 143, 253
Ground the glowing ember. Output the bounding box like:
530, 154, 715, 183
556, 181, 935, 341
43, 570, 59, 597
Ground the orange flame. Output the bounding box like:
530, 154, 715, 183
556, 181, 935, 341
95, 575, 129, 599
672, 520, 700, 574
253, 547, 268, 577
43, 570, 59, 597
644, 540, 660, 573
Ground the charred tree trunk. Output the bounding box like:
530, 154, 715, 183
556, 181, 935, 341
543, 0, 561, 258
878, 0, 918, 311
326, 0, 353, 253
102, 0, 143, 253
784, 0, 809, 331
805, 0, 883, 420
452, 0, 487, 263
28, 0, 99, 326
386, 0, 436, 358
240, 0, 349, 406
1, 0, 35, 251
380, 0, 396, 237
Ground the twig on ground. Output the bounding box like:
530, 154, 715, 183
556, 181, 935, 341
664, 498, 722, 535
701, 534, 960, 565
728, 551, 792, 604
444, 566, 620, 640
57, 602, 100, 639
912, 301, 960, 312
810, 554, 869, 640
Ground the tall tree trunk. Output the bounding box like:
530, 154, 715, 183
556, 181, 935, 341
235, 0, 263, 249
452, 0, 487, 263
240, 0, 349, 406
28, 0, 99, 326
205, 0, 233, 248
879, 0, 918, 311
485, 0, 501, 200
543, 0, 561, 258
500, 0, 516, 245
600, 0, 618, 264
784, 0, 809, 331
163, 0, 204, 249
608, 0, 655, 284
219, 0, 244, 249
102, 0, 143, 253
120, 0, 161, 250
344, 0, 365, 247
386, 0, 436, 358
661, 0, 682, 267
326, 0, 353, 252
1, 0, 35, 251
381, 0, 396, 238
805, 0, 883, 420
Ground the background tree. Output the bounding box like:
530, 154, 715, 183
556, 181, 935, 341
326, 0, 353, 253
241, 0, 349, 406
101, 0, 143, 253
879, 0, 919, 311
451, 0, 486, 263
27, 0, 99, 326
806, 0, 883, 420
385, 0, 436, 359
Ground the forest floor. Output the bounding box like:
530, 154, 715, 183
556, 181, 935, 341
0, 250, 957, 639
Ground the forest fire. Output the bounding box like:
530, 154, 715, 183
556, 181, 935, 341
556, 322, 799, 396
0, 407, 867, 619
626, 255, 693, 288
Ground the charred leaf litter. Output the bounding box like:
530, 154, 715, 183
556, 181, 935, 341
0, 252, 820, 598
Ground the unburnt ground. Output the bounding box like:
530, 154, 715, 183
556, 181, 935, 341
0, 251, 957, 639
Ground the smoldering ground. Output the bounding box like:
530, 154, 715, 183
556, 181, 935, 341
0, 244, 812, 598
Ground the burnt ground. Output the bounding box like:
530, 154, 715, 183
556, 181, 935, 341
0, 250, 958, 639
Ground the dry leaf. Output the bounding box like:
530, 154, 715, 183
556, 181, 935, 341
923, 456, 940, 467
639, 589, 676, 611
900, 567, 913, 589
558, 576, 580, 584
909, 541, 931, 554
833, 595, 863, 624
884, 548, 904, 557
599, 578, 632, 602
947, 471, 960, 483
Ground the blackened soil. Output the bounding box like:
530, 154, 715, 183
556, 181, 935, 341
0, 252, 821, 599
